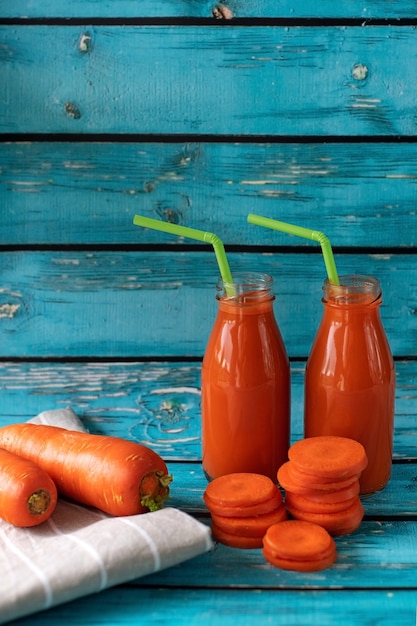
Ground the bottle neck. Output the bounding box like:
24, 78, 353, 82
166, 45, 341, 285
216, 272, 275, 313
322, 275, 382, 308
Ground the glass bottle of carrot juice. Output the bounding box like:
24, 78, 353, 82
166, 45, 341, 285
304, 275, 395, 494
201, 272, 290, 482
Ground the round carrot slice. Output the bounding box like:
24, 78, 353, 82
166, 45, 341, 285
291, 480, 360, 504
288, 436, 368, 479
204, 473, 278, 508
263, 519, 335, 561
263, 544, 336, 572
286, 497, 364, 536
278, 462, 360, 501
211, 504, 288, 538
205, 489, 283, 518
211, 523, 263, 549
285, 491, 359, 514
285, 462, 361, 491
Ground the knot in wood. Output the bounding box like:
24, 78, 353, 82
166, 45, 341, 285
352, 64, 368, 81
212, 4, 233, 19
78, 32, 93, 54
64, 102, 82, 120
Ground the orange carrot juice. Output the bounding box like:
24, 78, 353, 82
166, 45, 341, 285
304, 275, 395, 494
202, 273, 290, 482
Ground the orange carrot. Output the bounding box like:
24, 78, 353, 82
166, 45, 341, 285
204, 472, 279, 508
0, 448, 57, 527
285, 491, 358, 514
211, 523, 264, 549
278, 462, 360, 502
263, 519, 337, 572
263, 519, 335, 561
288, 436, 367, 479
263, 545, 337, 572
211, 503, 288, 538
205, 489, 283, 518
0, 423, 172, 516
278, 460, 361, 492
286, 497, 364, 536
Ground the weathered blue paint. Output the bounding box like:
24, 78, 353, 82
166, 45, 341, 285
1, 25, 416, 135
0, 250, 411, 357
0, 360, 415, 460
1, 5, 417, 625
1, 0, 417, 19
2, 141, 417, 247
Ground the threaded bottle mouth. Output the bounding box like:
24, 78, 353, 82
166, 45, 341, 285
217, 272, 274, 304
323, 274, 381, 305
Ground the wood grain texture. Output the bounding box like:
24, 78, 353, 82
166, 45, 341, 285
2, 8, 417, 625
1, 25, 417, 135
1, 1, 416, 19
3, 141, 417, 248
0, 360, 414, 460
0, 250, 412, 358
9, 587, 417, 626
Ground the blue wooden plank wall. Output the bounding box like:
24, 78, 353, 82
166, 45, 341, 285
2, 2, 417, 625
1, 2, 416, 425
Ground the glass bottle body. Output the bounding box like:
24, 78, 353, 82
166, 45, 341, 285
304, 275, 395, 494
201, 273, 290, 482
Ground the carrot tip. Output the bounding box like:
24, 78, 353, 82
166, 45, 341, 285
140, 471, 173, 512
27, 489, 51, 516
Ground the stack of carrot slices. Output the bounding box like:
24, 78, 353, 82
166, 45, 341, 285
263, 519, 337, 572
278, 436, 368, 537
203, 472, 287, 548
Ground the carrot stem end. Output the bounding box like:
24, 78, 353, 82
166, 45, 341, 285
140, 471, 173, 512
27, 489, 51, 516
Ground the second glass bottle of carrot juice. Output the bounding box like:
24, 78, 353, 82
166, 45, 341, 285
201, 272, 290, 482
304, 275, 395, 494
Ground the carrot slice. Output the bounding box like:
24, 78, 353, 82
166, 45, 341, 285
278, 462, 360, 501
288, 436, 367, 479
289, 481, 360, 505
280, 461, 361, 491
293, 465, 361, 486
211, 504, 288, 538
262, 519, 335, 561
204, 489, 283, 518
204, 473, 279, 508
263, 545, 336, 572
285, 491, 359, 514
211, 523, 263, 549
286, 497, 364, 536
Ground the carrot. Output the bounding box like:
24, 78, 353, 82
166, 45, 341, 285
293, 481, 360, 505
0, 448, 57, 527
263, 520, 337, 572
204, 472, 279, 508
263, 519, 335, 561
286, 497, 364, 536
279, 461, 361, 491
278, 462, 360, 502
0, 423, 172, 516
285, 491, 359, 514
205, 489, 283, 518
211, 503, 288, 538
288, 436, 368, 479
263, 545, 337, 572
211, 523, 264, 549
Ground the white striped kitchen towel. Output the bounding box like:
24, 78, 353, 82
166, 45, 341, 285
0, 409, 213, 624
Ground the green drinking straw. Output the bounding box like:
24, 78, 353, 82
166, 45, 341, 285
247, 213, 340, 286
133, 215, 235, 294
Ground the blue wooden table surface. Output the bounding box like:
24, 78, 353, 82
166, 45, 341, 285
2, 2, 417, 624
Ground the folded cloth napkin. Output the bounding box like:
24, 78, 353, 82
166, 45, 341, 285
0, 409, 213, 624
28, 407, 89, 431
